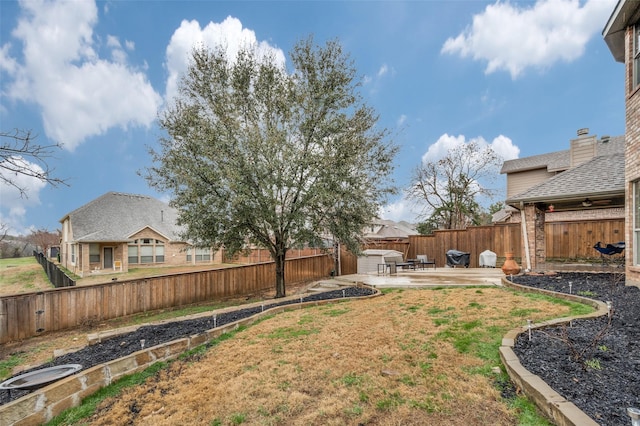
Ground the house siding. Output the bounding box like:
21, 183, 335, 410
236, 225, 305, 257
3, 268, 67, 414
507, 169, 555, 199
625, 24, 640, 285
569, 135, 596, 168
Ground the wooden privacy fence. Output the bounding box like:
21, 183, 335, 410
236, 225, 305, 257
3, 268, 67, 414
0, 254, 333, 344
407, 223, 522, 268
339, 219, 625, 273
545, 219, 625, 259
34, 251, 76, 288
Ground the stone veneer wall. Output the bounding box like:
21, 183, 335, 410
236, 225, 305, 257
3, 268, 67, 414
522, 204, 543, 270
625, 25, 640, 285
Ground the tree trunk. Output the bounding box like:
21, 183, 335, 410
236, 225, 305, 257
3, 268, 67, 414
275, 250, 287, 298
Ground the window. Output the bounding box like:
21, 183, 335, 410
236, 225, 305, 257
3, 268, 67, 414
634, 24, 640, 89
128, 238, 166, 264
186, 246, 212, 262
128, 245, 139, 264
635, 181, 640, 266
156, 242, 165, 262
89, 244, 100, 263
71, 244, 76, 263
195, 247, 211, 262
141, 244, 154, 264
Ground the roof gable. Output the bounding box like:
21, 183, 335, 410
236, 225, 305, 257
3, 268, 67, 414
62, 192, 184, 243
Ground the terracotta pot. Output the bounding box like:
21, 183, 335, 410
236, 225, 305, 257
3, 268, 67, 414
501, 252, 521, 275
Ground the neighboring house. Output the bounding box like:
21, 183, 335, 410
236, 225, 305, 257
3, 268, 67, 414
500, 131, 625, 270
603, 0, 640, 285
59, 192, 215, 277
363, 219, 417, 242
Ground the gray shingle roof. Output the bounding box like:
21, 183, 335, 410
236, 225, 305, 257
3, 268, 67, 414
506, 153, 625, 204
499, 135, 624, 174
364, 219, 416, 239
500, 150, 569, 174
60, 192, 184, 243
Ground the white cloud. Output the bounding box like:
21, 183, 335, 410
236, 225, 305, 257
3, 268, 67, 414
441, 0, 616, 78
422, 133, 519, 164
490, 134, 520, 161
396, 114, 407, 127
379, 197, 421, 223
164, 16, 286, 105
107, 35, 128, 63
363, 63, 395, 96
0, 157, 47, 235
1, 0, 162, 150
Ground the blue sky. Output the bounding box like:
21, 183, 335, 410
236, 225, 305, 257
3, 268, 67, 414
0, 0, 625, 235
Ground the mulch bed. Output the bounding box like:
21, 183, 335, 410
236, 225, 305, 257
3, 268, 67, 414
511, 272, 640, 426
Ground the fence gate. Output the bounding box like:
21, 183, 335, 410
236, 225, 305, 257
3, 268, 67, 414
35, 291, 45, 333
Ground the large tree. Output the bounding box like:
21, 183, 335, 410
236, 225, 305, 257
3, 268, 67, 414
407, 141, 501, 230
145, 37, 397, 298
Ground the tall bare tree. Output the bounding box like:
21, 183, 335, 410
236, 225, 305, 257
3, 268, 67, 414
145, 37, 397, 298
407, 141, 502, 230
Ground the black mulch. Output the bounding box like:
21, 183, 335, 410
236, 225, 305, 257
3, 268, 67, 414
0, 286, 375, 406
510, 272, 640, 426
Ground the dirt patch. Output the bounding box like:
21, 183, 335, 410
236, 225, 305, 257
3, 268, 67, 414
41, 286, 573, 426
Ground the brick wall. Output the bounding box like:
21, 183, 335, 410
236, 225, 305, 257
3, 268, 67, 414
625, 25, 640, 285
544, 208, 624, 222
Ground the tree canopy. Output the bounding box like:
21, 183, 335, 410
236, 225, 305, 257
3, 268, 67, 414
145, 37, 397, 297
407, 141, 502, 231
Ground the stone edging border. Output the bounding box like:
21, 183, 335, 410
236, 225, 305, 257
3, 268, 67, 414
0, 286, 381, 426
500, 277, 608, 426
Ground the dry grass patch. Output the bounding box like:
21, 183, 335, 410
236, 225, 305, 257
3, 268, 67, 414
0, 257, 52, 294
83, 287, 570, 426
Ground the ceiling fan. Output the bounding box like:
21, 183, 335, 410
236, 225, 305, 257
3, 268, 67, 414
582, 198, 612, 207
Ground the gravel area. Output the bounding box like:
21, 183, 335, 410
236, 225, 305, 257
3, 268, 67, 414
511, 272, 640, 426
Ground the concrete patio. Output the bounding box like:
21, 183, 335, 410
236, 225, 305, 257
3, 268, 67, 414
329, 267, 507, 289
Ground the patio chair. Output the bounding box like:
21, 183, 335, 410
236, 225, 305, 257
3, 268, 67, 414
593, 241, 625, 267
416, 254, 436, 269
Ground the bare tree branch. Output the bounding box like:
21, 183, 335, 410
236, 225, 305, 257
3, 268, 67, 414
406, 141, 502, 230
1, 128, 68, 197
